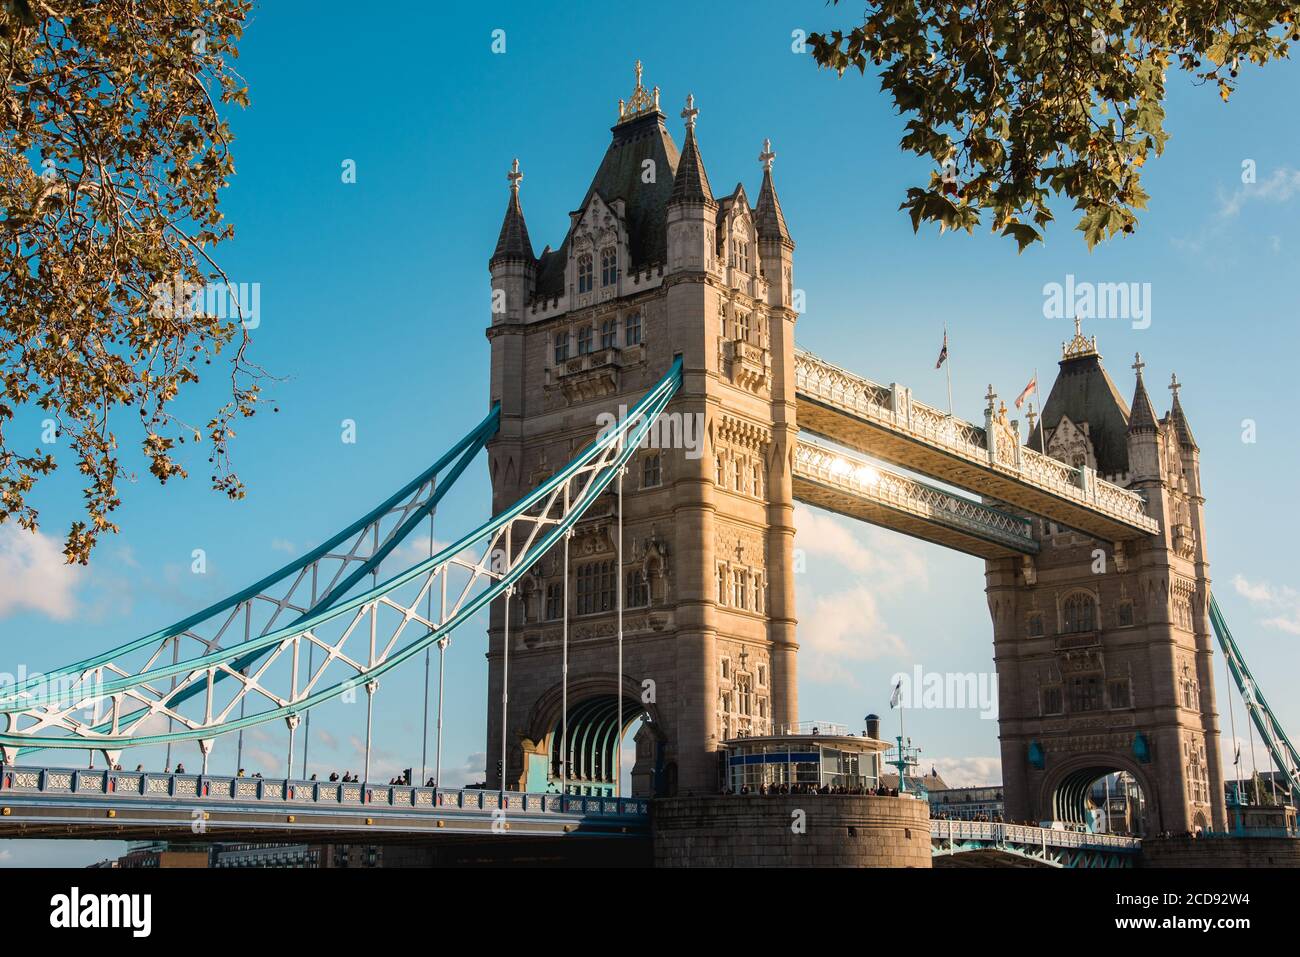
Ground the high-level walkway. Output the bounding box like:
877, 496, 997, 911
794, 349, 1160, 542
793, 439, 1037, 559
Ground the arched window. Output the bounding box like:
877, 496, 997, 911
553, 331, 569, 364
1062, 591, 1097, 634
600, 317, 617, 349
624, 311, 642, 345
577, 253, 593, 294
577, 325, 593, 355
600, 247, 618, 286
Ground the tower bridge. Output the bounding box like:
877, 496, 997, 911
1, 64, 1296, 863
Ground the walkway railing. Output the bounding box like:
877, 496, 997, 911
794, 439, 1037, 554
0, 766, 649, 818
794, 349, 1156, 534
930, 818, 1141, 850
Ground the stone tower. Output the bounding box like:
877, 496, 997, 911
986, 322, 1225, 833
483, 64, 799, 797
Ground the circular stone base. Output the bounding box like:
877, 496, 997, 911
652, 794, 932, 868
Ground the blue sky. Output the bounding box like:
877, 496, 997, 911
2, 1, 1299, 865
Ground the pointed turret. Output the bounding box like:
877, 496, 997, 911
1127, 352, 1160, 436
490, 158, 534, 266
669, 94, 713, 206
755, 139, 792, 246
1169, 373, 1198, 451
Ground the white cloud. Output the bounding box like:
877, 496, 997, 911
798, 586, 908, 686
929, 755, 1002, 788
0, 526, 82, 621
270, 538, 298, 555
1232, 574, 1300, 635
794, 504, 929, 589
1218, 166, 1300, 218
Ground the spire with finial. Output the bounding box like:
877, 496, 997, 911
681, 92, 698, 131
1168, 371, 1198, 450
490, 156, 534, 266
1062, 315, 1099, 360
617, 58, 659, 123
669, 92, 713, 206
755, 137, 792, 244
1127, 351, 1160, 434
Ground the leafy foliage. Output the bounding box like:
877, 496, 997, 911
809, 2, 1300, 250
0, 0, 262, 562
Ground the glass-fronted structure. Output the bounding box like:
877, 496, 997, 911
722, 722, 890, 792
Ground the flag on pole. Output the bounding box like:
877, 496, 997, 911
1014, 373, 1037, 410
934, 331, 948, 370
890, 678, 903, 709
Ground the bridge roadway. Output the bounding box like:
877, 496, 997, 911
0, 766, 647, 843
931, 819, 1141, 868
794, 349, 1160, 543
0, 766, 1144, 867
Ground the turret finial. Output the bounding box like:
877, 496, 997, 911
618, 59, 658, 123
1132, 352, 1145, 380
1169, 371, 1181, 398
507, 157, 523, 193
1062, 314, 1099, 360
681, 92, 698, 130
760, 138, 776, 171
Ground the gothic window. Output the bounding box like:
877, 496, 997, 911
577, 325, 593, 355
1027, 612, 1044, 637
600, 247, 618, 287
715, 455, 725, 486
1108, 678, 1132, 709
737, 675, 753, 716
733, 458, 743, 491
716, 564, 727, 605
1117, 601, 1135, 627
1062, 591, 1097, 634
732, 568, 748, 610
730, 238, 750, 273
624, 311, 642, 346
736, 310, 751, 342
577, 253, 593, 294
600, 317, 618, 350
721, 658, 731, 680
752, 573, 764, 613
554, 331, 570, 364
1068, 675, 1103, 713
575, 560, 615, 615
642, 453, 661, 489
626, 568, 649, 608
544, 583, 562, 621
1042, 686, 1063, 715
752, 462, 764, 499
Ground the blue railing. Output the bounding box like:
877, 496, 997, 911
930, 819, 1141, 851
0, 766, 650, 818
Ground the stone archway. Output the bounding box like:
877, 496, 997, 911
1040, 753, 1157, 836
523, 675, 663, 797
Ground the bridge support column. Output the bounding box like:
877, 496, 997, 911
198, 738, 213, 774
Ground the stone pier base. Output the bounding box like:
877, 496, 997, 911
1139, 835, 1300, 867
652, 794, 932, 867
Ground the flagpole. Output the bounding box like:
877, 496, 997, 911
944, 323, 954, 418
1033, 366, 1044, 453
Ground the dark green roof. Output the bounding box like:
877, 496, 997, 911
535, 111, 681, 299
669, 124, 712, 205
490, 189, 534, 265
755, 167, 791, 244
1032, 353, 1133, 477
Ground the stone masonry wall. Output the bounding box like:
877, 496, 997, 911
653, 794, 931, 867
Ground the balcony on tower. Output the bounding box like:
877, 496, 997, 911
556, 345, 623, 402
